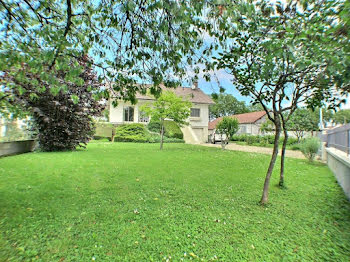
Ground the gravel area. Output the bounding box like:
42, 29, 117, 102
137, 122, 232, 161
201, 142, 305, 159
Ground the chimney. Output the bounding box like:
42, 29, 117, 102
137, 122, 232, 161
191, 81, 198, 90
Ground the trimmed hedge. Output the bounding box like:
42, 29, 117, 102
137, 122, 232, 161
164, 121, 183, 139
147, 120, 161, 133
231, 134, 299, 146
114, 123, 184, 143
114, 124, 148, 142
147, 132, 184, 143
147, 120, 183, 139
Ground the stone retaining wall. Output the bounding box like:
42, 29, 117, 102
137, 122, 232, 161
0, 140, 36, 157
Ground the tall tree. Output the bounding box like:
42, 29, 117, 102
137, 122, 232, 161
216, 117, 239, 149
1, 55, 104, 151
0, 0, 206, 109
140, 91, 191, 150
334, 109, 350, 124
210, 93, 250, 120
287, 108, 319, 142
204, 0, 349, 203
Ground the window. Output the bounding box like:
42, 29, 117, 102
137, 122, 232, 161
124, 107, 134, 122
139, 111, 149, 123
190, 108, 200, 117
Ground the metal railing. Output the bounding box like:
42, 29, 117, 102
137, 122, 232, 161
326, 123, 350, 156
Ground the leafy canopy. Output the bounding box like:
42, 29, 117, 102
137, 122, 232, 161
216, 117, 239, 139
334, 109, 350, 124
204, 0, 349, 118
210, 93, 250, 119
1, 55, 104, 151
0, 0, 207, 108
140, 91, 192, 126
287, 108, 319, 141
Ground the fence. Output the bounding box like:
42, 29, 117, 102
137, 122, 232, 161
326, 123, 350, 156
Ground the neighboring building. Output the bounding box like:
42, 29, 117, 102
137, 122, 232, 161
109, 83, 214, 143
208, 111, 267, 138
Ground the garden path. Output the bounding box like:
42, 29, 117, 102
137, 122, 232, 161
201, 142, 305, 159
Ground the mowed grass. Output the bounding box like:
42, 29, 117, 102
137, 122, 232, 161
0, 143, 350, 261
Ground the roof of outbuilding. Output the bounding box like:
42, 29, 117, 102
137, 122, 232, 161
208, 111, 267, 130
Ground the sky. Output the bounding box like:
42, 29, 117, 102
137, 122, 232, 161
196, 68, 350, 110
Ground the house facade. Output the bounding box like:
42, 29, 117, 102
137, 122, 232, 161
109, 84, 214, 143
208, 111, 267, 139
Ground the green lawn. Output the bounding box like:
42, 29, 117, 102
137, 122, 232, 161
232, 141, 298, 150
0, 143, 349, 261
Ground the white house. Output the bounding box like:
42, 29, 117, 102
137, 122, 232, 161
109, 83, 214, 143
208, 111, 267, 140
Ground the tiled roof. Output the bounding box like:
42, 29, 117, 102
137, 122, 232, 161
112, 84, 214, 104
208, 111, 267, 130
137, 84, 214, 104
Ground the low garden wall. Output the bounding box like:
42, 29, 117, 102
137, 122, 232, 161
0, 140, 36, 157
326, 147, 350, 200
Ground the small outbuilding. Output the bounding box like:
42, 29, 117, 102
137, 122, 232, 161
208, 111, 267, 138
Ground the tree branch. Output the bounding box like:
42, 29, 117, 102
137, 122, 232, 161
50, 0, 72, 69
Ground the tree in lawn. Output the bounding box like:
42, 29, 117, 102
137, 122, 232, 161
0, 0, 208, 109
210, 93, 250, 120
1, 55, 104, 151
216, 117, 239, 149
204, 0, 349, 203
141, 91, 191, 150
287, 109, 319, 142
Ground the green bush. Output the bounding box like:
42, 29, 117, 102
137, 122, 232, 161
164, 137, 185, 143
285, 137, 299, 145
114, 123, 148, 142
147, 132, 184, 143
265, 135, 275, 144
115, 135, 149, 143
93, 136, 107, 140
114, 124, 185, 143
147, 120, 183, 139
259, 137, 269, 146
278, 136, 299, 146
291, 143, 302, 151
147, 120, 161, 133
231, 134, 247, 142
245, 135, 256, 145
300, 137, 321, 162
231, 133, 303, 149
164, 121, 183, 139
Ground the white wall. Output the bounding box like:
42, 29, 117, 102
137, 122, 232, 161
326, 148, 350, 200
189, 103, 210, 143
110, 100, 152, 124
109, 100, 211, 142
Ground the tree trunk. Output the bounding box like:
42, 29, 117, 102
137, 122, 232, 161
279, 127, 288, 188
111, 127, 115, 143
160, 121, 164, 150
221, 135, 226, 149
260, 123, 281, 205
